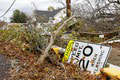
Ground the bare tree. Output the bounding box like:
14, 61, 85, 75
71, 0, 120, 32
53, 0, 66, 7
108, 0, 120, 4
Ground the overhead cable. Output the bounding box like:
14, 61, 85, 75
0, 0, 16, 18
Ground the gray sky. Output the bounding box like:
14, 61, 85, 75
0, 0, 80, 22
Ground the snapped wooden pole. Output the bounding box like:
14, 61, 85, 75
66, 0, 71, 17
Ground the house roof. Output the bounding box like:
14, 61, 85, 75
34, 8, 65, 23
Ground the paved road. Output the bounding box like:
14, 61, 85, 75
0, 54, 10, 80
108, 48, 120, 66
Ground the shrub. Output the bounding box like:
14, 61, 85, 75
0, 25, 47, 53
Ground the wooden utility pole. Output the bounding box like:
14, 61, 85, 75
66, 0, 71, 17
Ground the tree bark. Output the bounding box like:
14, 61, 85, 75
37, 16, 74, 64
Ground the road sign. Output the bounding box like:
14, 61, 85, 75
62, 40, 74, 62
63, 40, 112, 74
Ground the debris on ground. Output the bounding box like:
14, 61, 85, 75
0, 42, 97, 80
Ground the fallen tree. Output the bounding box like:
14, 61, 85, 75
37, 16, 74, 64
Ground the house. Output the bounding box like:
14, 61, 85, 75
32, 8, 66, 25
31, 8, 66, 35
31, 7, 78, 35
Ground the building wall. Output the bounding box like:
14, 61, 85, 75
52, 8, 66, 24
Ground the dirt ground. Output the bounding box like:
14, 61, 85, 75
0, 42, 97, 80
108, 48, 120, 66
108, 43, 120, 66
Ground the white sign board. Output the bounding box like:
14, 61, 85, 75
67, 41, 112, 74
99, 34, 104, 38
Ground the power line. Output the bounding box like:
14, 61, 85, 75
0, 0, 16, 18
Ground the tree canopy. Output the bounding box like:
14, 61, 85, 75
11, 10, 28, 23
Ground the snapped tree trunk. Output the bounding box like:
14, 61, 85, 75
37, 16, 74, 64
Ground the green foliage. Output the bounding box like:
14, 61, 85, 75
53, 19, 85, 46
88, 27, 95, 32
53, 18, 104, 46
11, 10, 28, 23
0, 25, 22, 42
52, 23, 61, 31
48, 6, 55, 11
92, 36, 103, 43
115, 26, 120, 30
0, 25, 47, 53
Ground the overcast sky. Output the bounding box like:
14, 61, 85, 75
0, 0, 81, 22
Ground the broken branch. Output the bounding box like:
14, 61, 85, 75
37, 16, 74, 64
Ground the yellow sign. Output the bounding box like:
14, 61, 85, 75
62, 40, 74, 62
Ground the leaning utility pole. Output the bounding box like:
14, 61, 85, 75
66, 0, 71, 17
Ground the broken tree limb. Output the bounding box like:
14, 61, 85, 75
78, 30, 120, 35
37, 33, 54, 64
54, 16, 74, 38
37, 16, 74, 64
99, 36, 118, 44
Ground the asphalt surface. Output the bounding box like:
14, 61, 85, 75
0, 54, 10, 80
108, 48, 120, 66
